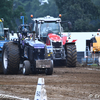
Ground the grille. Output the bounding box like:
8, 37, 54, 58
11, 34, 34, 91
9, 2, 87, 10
34, 48, 45, 60
52, 42, 61, 48
55, 53, 61, 58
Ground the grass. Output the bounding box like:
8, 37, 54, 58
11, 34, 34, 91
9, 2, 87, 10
91, 64, 98, 66
91, 64, 100, 68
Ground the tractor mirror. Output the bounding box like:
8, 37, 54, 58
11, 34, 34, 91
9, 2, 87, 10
11, 31, 14, 36
68, 21, 72, 30
29, 23, 33, 32
18, 26, 22, 32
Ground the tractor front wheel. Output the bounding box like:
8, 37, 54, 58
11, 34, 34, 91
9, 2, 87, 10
23, 60, 30, 75
45, 60, 53, 75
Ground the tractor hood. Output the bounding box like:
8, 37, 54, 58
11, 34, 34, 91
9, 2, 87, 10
48, 33, 62, 42
48, 33, 77, 45
33, 43, 45, 48
26, 39, 45, 48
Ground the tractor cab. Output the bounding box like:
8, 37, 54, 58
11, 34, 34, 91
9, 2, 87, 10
0, 18, 9, 63
32, 15, 61, 43
86, 35, 100, 53
0, 19, 9, 40
40, 21, 61, 37
4, 28, 9, 40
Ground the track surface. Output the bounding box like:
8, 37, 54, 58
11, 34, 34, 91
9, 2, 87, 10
0, 66, 100, 100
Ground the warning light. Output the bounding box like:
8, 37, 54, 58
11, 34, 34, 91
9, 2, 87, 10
59, 14, 61, 18
0, 19, 2, 22
30, 14, 33, 18
97, 33, 99, 35
98, 29, 100, 32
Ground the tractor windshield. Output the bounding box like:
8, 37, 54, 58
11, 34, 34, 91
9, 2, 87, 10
40, 21, 61, 37
0, 21, 4, 40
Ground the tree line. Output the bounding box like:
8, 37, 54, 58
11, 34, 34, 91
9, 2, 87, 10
0, 0, 100, 32
55, 0, 100, 32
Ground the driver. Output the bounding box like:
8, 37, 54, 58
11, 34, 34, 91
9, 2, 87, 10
22, 28, 28, 37
41, 23, 52, 36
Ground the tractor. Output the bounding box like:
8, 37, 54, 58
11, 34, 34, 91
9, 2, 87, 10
84, 32, 100, 65
31, 15, 77, 67
2, 24, 53, 75
0, 18, 9, 73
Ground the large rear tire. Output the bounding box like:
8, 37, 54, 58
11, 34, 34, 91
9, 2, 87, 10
66, 44, 77, 67
2, 42, 20, 74
45, 60, 53, 75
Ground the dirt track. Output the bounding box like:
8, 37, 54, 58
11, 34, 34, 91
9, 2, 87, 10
0, 66, 100, 100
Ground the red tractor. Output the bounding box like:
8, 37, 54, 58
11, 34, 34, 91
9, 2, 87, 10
31, 15, 77, 67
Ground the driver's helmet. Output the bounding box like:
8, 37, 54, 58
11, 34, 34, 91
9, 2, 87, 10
22, 28, 28, 36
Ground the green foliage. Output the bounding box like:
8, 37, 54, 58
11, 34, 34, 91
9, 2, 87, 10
2, 0, 100, 32
0, 0, 59, 31
0, 0, 13, 31
91, 0, 100, 6
55, 0, 100, 32
13, 0, 59, 23
0, 0, 26, 31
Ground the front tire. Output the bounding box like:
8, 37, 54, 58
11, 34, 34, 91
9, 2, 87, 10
45, 60, 53, 75
2, 42, 20, 74
66, 44, 77, 67
23, 60, 30, 75
0, 62, 3, 74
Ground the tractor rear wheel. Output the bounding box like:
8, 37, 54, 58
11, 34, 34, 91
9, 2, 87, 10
2, 42, 20, 74
66, 44, 77, 67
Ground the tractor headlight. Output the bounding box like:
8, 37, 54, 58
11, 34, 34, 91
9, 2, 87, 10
52, 40, 61, 42
46, 46, 53, 57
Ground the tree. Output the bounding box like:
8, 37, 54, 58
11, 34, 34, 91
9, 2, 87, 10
13, 0, 59, 23
55, 0, 100, 32
0, 0, 14, 30
0, 0, 27, 31
91, 0, 100, 6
